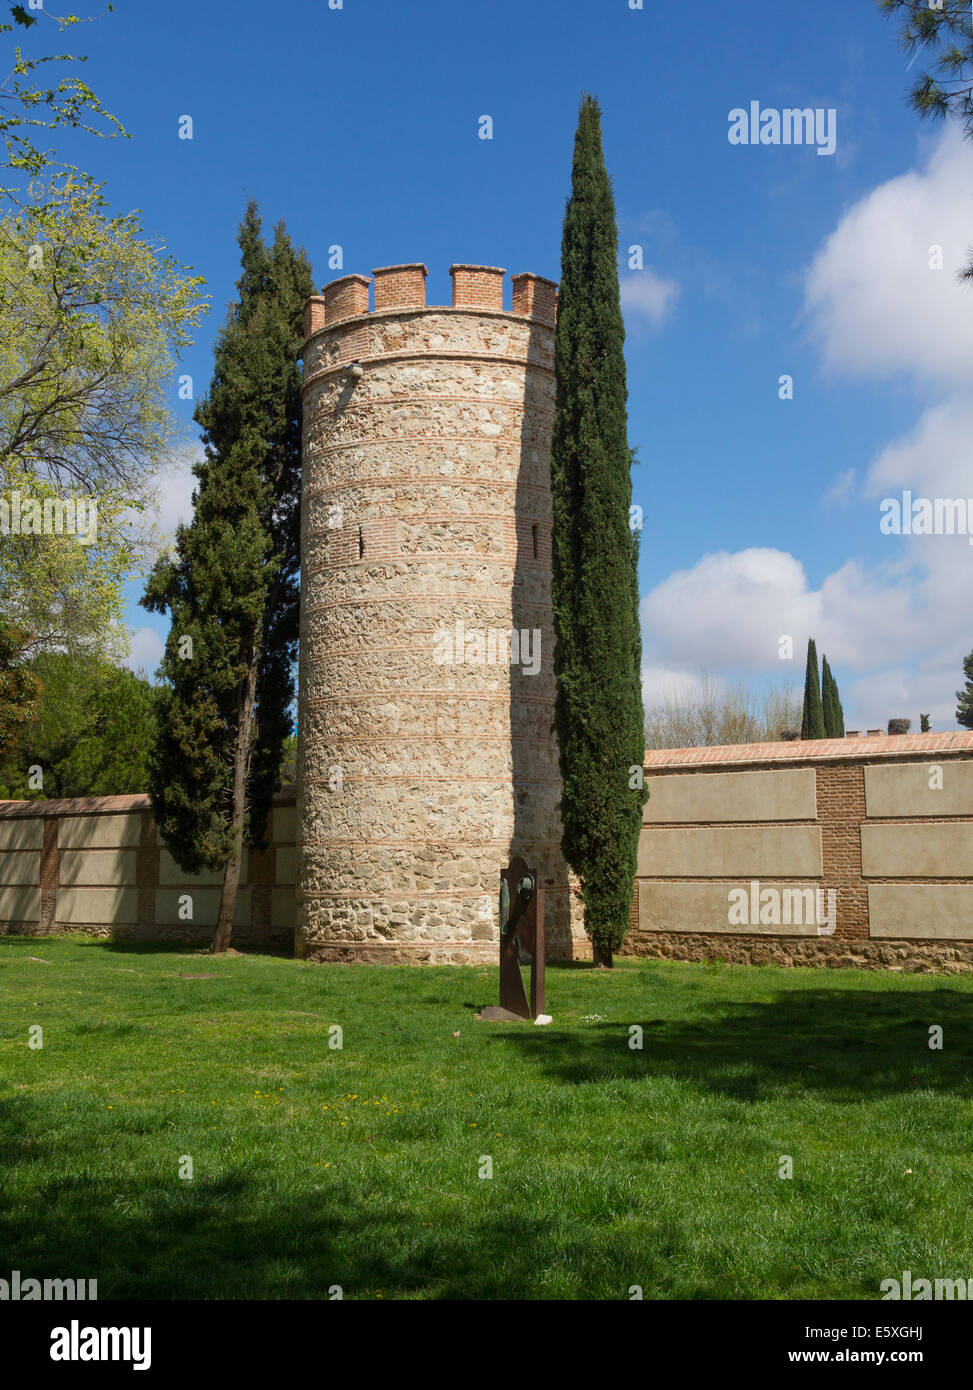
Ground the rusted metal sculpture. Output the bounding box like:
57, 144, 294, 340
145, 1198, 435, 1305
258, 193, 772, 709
481, 855, 545, 1021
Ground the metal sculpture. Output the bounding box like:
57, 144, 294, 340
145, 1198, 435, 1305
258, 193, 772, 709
481, 855, 545, 1021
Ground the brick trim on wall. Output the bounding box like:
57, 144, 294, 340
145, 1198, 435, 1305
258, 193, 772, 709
39, 816, 59, 933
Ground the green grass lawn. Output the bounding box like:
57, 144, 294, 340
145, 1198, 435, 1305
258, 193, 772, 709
1, 935, 971, 1300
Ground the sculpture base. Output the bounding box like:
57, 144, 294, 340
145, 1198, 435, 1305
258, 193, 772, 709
478, 1006, 531, 1022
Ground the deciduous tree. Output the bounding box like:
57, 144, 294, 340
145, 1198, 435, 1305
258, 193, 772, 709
0, 616, 39, 755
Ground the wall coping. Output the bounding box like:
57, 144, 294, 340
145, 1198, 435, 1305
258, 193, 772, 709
644, 732, 973, 771
0, 784, 297, 819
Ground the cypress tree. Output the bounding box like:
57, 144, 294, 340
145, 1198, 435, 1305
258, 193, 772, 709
831, 662, 844, 737
920, 713, 931, 733
821, 655, 844, 738
820, 657, 832, 736
141, 202, 312, 953
550, 95, 647, 969
801, 638, 825, 740
956, 650, 973, 729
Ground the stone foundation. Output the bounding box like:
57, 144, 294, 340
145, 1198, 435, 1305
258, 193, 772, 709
622, 930, 973, 974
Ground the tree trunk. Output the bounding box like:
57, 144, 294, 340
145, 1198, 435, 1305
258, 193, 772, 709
211, 658, 260, 954
593, 942, 613, 969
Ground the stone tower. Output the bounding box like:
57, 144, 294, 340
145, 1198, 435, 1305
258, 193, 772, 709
296, 262, 581, 962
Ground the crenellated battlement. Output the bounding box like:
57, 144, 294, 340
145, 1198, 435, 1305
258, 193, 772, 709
303, 263, 558, 339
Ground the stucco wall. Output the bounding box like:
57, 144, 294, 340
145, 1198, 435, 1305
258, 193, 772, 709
627, 732, 973, 973
0, 789, 297, 947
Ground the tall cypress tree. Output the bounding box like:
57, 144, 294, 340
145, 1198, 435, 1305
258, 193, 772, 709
956, 650, 973, 729
550, 95, 647, 969
821, 655, 844, 738
821, 660, 833, 737
801, 638, 825, 740
141, 202, 312, 953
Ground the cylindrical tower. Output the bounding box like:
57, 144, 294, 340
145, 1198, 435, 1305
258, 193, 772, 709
296, 261, 582, 962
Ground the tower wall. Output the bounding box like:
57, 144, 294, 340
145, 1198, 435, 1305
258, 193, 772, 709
296, 263, 583, 962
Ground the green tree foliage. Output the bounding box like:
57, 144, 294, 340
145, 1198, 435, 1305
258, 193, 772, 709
0, 177, 207, 656
550, 95, 647, 968
956, 650, 973, 729
142, 202, 311, 954
279, 731, 297, 786
821, 654, 845, 739
0, 615, 39, 754
920, 712, 931, 732
0, 8, 206, 658
0, 650, 155, 796
801, 638, 826, 740
876, 2, 973, 280
1, 3, 125, 218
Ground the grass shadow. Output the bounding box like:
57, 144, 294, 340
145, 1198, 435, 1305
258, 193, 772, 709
495, 986, 973, 1102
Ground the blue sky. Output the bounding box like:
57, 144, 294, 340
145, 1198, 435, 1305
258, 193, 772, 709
29, 0, 973, 730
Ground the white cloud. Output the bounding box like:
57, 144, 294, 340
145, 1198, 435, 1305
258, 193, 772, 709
638, 545, 965, 730
865, 396, 973, 502
125, 625, 164, 679
124, 445, 200, 555
805, 125, 973, 382
640, 663, 705, 710
152, 446, 200, 536
641, 548, 820, 670
620, 269, 680, 329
